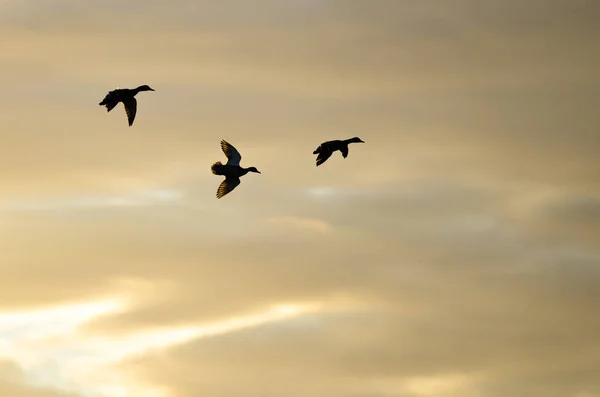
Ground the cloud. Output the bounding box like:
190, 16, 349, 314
0, 0, 599, 396
116, 277, 600, 397
2, 157, 599, 397
0, 189, 183, 212
0, 360, 82, 397
1, 0, 598, 195
266, 215, 332, 233
0, 289, 320, 397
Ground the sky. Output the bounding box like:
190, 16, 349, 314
0, 0, 599, 396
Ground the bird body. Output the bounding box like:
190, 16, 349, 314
212, 140, 260, 199
99, 84, 154, 126
211, 162, 255, 178
313, 137, 365, 166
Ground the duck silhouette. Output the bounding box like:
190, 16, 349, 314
211, 140, 261, 199
99, 85, 154, 126
313, 137, 365, 166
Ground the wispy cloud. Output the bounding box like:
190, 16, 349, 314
0, 189, 183, 212
1, 0, 599, 396
0, 294, 321, 397
266, 215, 332, 233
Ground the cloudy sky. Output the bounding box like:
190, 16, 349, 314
1, 1, 599, 396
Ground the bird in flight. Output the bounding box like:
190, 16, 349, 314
211, 140, 261, 199
313, 137, 365, 166
99, 84, 155, 126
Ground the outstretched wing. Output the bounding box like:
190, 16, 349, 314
316, 149, 333, 167
221, 140, 242, 166
216, 176, 241, 199
122, 97, 137, 126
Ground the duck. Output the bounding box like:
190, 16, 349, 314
313, 137, 365, 166
99, 85, 155, 126
211, 140, 261, 199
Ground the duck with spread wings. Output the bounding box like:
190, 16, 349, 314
211, 140, 261, 199
99, 84, 155, 126
313, 137, 365, 167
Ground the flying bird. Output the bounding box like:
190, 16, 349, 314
313, 137, 365, 166
211, 140, 261, 199
98, 85, 155, 126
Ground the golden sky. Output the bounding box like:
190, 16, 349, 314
1, 1, 599, 396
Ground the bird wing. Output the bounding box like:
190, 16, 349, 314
340, 145, 349, 158
221, 140, 242, 166
216, 176, 241, 199
122, 97, 137, 126
316, 148, 333, 166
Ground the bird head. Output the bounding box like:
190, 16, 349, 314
137, 85, 155, 92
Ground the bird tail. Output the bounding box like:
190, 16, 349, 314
99, 94, 111, 106
211, 161, 225, 175
102, 103, 117, 112
99, 91, 117, 108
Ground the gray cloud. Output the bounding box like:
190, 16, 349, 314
0, 1, 599, 396
117, 263, 600, 396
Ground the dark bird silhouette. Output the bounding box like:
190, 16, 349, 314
313, 137, 365, 166
99, 85, 155, 126
211, 140, 261, 199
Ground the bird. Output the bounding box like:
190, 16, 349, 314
98, 85, 155, 126
211, 140, 261, 199
313, 137, 365, 166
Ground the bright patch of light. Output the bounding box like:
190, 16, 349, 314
272, 304, 305, 316
307, 186, 337, 198
0, 298, 127, 345
0, 295, 320, 397
405, 374, 471, 396
266, 216, 332, 233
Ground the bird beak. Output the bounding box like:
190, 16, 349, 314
149, 88, 155, 91
360, 139, 365, 143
